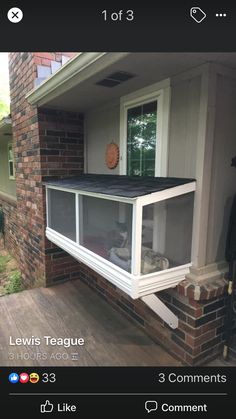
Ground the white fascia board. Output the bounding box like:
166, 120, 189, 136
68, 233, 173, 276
136, 264, 191, 298
137, 181, 196, 206
27, 52, 130, 107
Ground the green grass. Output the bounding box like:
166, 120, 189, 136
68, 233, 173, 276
4, 270, 23, 294
0, 255, 11, 273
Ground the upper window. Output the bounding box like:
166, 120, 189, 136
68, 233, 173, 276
120, 80, 170, 177
127, 100, 157, 176
8, 144, 15, 180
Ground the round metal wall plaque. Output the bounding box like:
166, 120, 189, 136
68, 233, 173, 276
105, 143, 119, 169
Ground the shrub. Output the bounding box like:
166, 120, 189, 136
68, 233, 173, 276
4, 270, 23, 294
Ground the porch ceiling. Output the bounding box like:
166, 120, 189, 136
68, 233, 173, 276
27, 52, 236, 112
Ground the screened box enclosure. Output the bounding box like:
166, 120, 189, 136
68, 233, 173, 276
45, 175, 196, 299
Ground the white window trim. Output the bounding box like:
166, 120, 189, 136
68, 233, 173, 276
119, 79, 171, 177
8, 143, 15, 180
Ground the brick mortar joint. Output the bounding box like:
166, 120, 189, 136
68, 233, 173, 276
176, 276, 228, 301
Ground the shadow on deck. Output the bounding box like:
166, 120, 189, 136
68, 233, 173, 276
0, 279, 182, 367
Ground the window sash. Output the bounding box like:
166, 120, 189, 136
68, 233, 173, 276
8, 144, 15, 179
119, 81, 170, 177
126, 100, 158, 177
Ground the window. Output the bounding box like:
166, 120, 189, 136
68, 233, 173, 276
120, 80, 170, 177
8, 144, 15, 179
80, 196, 133, 272
47, 189, 76, 241
127, 100, 157, 176
141, 193, 194, 275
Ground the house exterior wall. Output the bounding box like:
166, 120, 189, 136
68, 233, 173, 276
81, 65, 232, 364
39, 107, 84, 286
206, 73, 236, 264
5, 55, 234, 365
85, 76, 202, 178
0, 137, 16, 197
0, 197, 18, 253
86, 101, 120, 174
168, 75, 201, 178
8, 52, 83, 286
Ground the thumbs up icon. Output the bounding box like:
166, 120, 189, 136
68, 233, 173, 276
40, 400, 54, 413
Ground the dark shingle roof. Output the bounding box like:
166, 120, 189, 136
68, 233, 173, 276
44, 174, 195, 198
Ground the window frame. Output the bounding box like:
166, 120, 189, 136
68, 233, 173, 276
119, 79, 171, 177
8, 143, 15, 180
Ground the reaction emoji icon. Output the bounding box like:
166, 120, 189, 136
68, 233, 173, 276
29, 372, 40, 384
9, 372, 19, 384
20, 373, 29, 384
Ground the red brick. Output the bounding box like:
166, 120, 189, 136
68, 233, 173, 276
8, 53, 83, 288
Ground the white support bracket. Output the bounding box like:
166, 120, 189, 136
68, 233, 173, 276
141, 294, 178, 329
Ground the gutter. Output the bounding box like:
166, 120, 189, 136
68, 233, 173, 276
26, 52, 130, 107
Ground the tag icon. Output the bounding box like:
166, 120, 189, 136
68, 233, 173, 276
190, 7, 206, 23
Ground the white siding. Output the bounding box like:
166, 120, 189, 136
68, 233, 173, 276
85, 67, 236, 269
206, 74, 236, 263
86, 102, 120, 174
168, 75, 201, 178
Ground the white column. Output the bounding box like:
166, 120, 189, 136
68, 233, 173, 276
131, 200, 143, 276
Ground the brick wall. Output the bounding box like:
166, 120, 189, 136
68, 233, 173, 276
39, 108, 84, 180
0, 196, 19, 257
76, 261, 230, 365
34, 52, 75, 87
39, 108, 84, 285
9, 52, 82, 287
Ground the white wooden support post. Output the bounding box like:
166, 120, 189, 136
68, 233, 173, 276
141, 294, 178, 329
75, 193, 80, 244
191, 65, 216, 267
46, 187, 50, 227
131, 200, 143, 276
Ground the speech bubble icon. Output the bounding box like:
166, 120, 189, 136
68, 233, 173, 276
145, 400, 158, 413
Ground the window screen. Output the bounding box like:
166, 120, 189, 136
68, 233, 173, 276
48, 189, 76, 241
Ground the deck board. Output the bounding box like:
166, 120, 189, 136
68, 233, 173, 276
0, 280, 181, 366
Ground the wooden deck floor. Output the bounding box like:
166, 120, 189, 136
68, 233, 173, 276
0, 280, 182, 366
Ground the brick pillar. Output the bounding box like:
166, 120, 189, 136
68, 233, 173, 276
39, 108, 84, 285
9, 52, 82, 287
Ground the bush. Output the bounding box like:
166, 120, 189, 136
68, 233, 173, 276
4, 270, 23, 294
